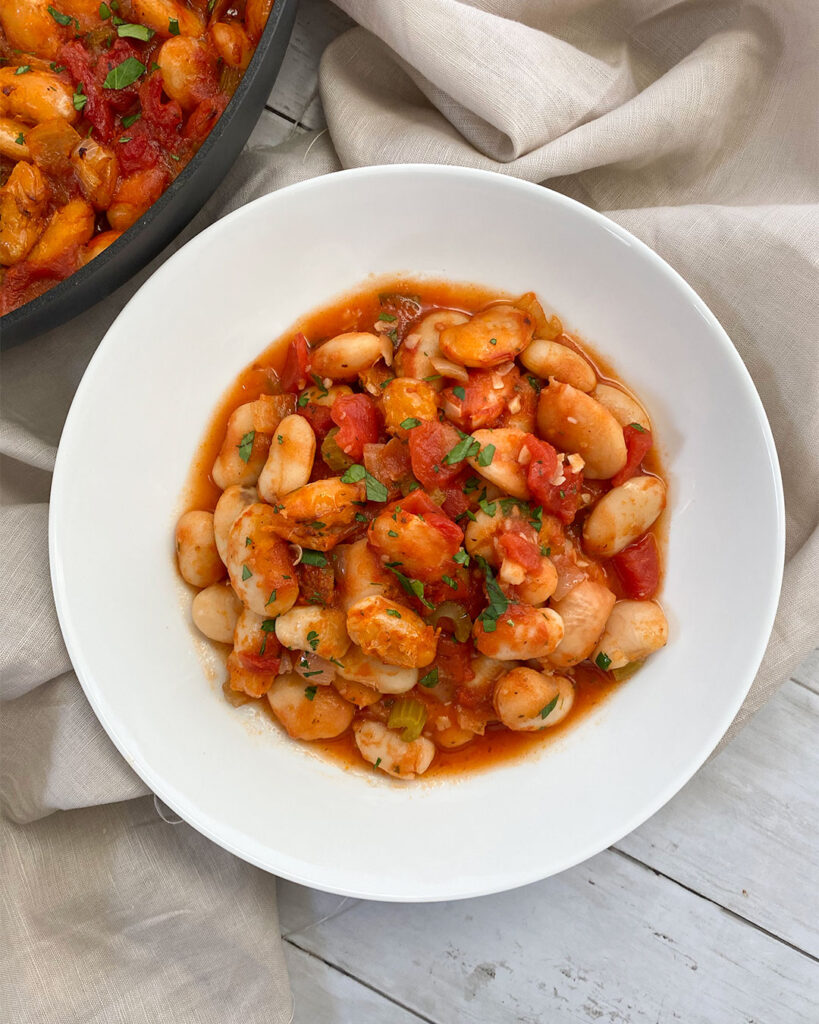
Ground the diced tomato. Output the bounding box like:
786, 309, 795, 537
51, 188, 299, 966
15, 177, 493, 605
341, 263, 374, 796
297, 562, 335, 606
440, 475, 470, 519
611, 533, 661, 599
280, 332, 311, 392
363, 437, 412, 487
612, 425, 653, 487
408, 420, 464, 490
115, 131, 162, 175
398, 489, 444, 517
331, 393, 381, 461
441, 369, 512, 431
183, 95, 229, 145
238, 652, 281, 674
424, 565, 481, 615
139, 72, 184, 151
298, 402, 333, 439
435, 635, 475, 686
498, 529, 541, 572
525, 435, 583, 525
60, 41, 114, 141
0, 249, 79, 315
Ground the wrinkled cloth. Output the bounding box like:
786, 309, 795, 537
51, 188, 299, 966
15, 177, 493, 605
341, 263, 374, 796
1, 0, 817, 1018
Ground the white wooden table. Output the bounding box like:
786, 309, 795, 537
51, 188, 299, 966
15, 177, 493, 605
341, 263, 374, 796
253, 5, 819, 1019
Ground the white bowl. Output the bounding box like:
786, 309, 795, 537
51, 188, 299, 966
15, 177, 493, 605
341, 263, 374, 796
50, 166, 784, 901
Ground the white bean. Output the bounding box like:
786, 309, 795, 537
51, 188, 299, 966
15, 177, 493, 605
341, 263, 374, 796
396, 310, 469, 386
336, 645, 418, 694
547, 580, 616, 668
346, 595, 438, 668
267, 673, 354, 740
520, 340, 596, 392
310, 332, 392, 381
593, 383, 651, 432
258, 414, 316, 502
353, 720, 435, 779
191, 582, 242, 643
593, 600, 668, 669
536, 380, 627, 480
334, 538, 399, 611
493, 667, 574, 731
582, 476, 666, 557
438, 304, 534, 368
176, 510, 224, 587
274, 606, 350, 661
213, 484, 257, 564
466, 427, 531, 499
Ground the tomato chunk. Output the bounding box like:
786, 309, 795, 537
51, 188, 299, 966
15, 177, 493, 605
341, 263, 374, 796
524, 436, 583, 524
280, 333, 311, 393
363, 438, 412, 488
441, 369, 511, 431
498, 529, 541, 573
331, 393, 381, 461
612, 425, 653, 487
435, 635, 475, 686
408, 420, 464, 490
611, 533, 660, 599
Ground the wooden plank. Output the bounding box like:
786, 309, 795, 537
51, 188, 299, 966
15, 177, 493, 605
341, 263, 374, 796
791, 646, 819, 695
266, 0, 354, 130
617, 679, 819, 955
285, 941, 427, 1024
279, 845, 817, 1024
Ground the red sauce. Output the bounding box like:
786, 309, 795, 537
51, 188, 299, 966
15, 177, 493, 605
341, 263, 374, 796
186, 276, 668, 779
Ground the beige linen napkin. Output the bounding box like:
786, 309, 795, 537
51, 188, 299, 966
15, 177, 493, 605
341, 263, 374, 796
2, 0, 817, 1018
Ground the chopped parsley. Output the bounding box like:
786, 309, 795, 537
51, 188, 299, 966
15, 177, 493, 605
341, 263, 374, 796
265, 589, 277, 606
386, 609, 402, 618
443, 434, 480, 466
245, 536, 252, 547
540, 544, 551, 557
341, 464, 388, 502
14, 132, 24, 145
377, 312, 397, 322
304, 686, 317, 701
453, 549, 470, 566
354, 512, 368, 523
527, 374, 541, 392
477, 444, 495, 467
539, 696, 559, 720
595, 652, 612, 671
14, 65, 31, 75
400, 417, 421, 430
629, 422, 646, 432
168, 17, 180, 34
306, 630, 320, 651
121, 111, 141, 128
297, 392, 310, 407
374, 757, 382, 768
277, 434, 284, 445
99, 2, 111, 17
423, 374, 442, 381
48, 6, 73, 26
388, 529, 399, 538
102, 56, 146, 90
474, 557, 508, 633
478, 497, 497, 516
236, 430, 255, 463
72, 84, 87, 111
241, 565, 253, 581
464, 476, 481, 494
50, 63, 67, 73
452, 385, 466, 401
442, 575, 458, 590
387, 566, 433, 609
300, 549, 328, 567
419, 668, 439, 688
489, 337, 498, 345
260, 619, 277, 632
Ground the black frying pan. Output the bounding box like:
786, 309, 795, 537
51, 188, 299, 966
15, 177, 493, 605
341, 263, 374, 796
0, 0, 299, 348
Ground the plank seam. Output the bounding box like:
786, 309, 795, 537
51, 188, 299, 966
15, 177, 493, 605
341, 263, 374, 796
284, 937, 439, 1024
610, 847, 819, 963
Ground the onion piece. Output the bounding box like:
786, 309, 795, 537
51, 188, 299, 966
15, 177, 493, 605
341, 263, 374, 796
430, 355, 469, 382
292, 652, 337, 686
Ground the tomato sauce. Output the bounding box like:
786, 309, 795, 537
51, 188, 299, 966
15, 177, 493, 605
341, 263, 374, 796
183, 276, 668, 780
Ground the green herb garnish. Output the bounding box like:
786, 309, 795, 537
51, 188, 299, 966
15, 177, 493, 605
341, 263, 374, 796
102, 56, 146, 90
595, 652, 612, 671
241, 565, 252, 581
300, 549, 328, 568
236, 430, 255, 463
419, 668, 439, 688
477, 444, 495, 467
